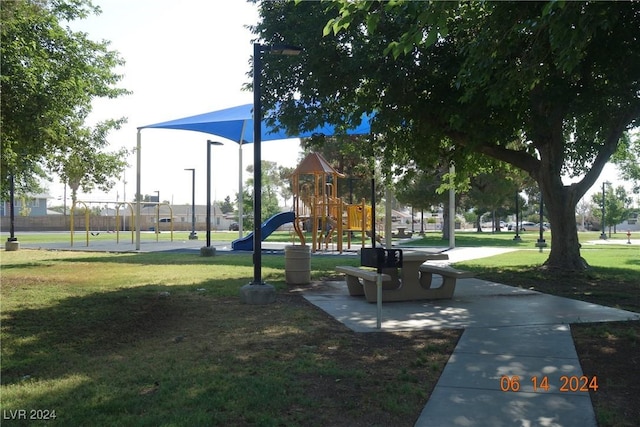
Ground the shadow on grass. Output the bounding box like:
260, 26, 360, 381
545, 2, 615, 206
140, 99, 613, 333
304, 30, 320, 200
1, 283, 460, 426
1, 284, 186, 382
462, 264, 640, 313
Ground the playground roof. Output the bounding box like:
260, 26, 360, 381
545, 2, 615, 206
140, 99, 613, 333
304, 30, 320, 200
138, 103, 372, 144
293, 152, 345, 177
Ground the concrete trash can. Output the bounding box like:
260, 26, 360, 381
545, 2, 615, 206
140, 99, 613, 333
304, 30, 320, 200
285, 245, 311, 285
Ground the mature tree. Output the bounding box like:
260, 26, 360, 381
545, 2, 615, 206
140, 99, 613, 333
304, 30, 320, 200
395, 163, 448, 234
465, 173, 517, 233
1, 0, 127, 198
220, 196, 235, 214
611, 132, 640, 194
301, 135, 379, 203
278, 165, 295, 206
244, 160, 283, 226
48, 119, 129, 205
461, 164, 535, 232
592, 183, 633, 236
252, 0, 640, 271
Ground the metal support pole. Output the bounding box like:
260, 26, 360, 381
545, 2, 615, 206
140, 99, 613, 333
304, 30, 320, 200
514, 191, 521, 241
185, 168, 196, 240
8, 174, 16, 241
448, 163, 455, 249
206, 140, 223, 248
536, 193, 547, 251
600, 182, 607, 239
376, 271, 382, 329
207, 141, 211, 247
252, 43, 263, 284
135, 130, 141, 250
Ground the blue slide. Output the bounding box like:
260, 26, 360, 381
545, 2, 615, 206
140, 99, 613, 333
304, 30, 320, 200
232, 211, 295, 251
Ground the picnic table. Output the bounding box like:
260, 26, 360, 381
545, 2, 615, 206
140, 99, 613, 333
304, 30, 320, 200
337, 250, 475, 303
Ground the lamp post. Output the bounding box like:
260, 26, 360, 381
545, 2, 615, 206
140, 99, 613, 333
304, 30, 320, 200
513, 191, 521, 241
535, 192, 547, 251
184, 168, 196, 240
5, 174, 19, 251
154, 190, 160, 234
600, 181, 608, 240
206, 140, 223, 249
247, 42, 302, 292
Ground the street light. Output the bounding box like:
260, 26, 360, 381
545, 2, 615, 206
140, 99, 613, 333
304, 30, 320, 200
5, 174, 19, 251
248, 42, 302, 290
206, 140, 224, 248
600, 181, 609, 240
184, 168, 196, 240
154, 190, 160, 234
535, 192, 547, 251
513, 191, 521, 241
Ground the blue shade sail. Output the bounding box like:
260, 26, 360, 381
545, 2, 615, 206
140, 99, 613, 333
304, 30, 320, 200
138, 103, 372, 143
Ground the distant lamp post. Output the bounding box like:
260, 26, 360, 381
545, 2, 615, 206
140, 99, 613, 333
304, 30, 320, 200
535, 192, 547, 251
184, 168, 197, 240
154, 190, 160, 234
513, 191, 521, 241
241, 42, 302, 303
600, 181, 608, 240
204, 140, 223, 254
5, 174, 19, 251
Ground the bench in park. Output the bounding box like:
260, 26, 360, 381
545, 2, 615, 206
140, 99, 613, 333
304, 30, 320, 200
335, 259, 474, 302
335, 266, 391, 297
417, 264, 476, 299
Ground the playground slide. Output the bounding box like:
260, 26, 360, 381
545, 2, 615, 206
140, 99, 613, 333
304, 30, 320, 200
231, 211, 295, 251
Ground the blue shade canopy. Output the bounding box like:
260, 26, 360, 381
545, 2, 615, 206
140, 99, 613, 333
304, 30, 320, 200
138, 103, 372, 143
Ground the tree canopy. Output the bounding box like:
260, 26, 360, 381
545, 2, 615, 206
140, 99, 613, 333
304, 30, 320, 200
252, 0, 640, 271
1, 0, 128, 198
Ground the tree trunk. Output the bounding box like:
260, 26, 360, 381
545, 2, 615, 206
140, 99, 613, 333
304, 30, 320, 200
442, 205, 450, 240
539, 179, 588, 271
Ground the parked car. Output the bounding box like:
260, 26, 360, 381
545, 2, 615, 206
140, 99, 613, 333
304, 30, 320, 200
519, 221, 538, 231
519, 222, 549, 231
228, 222, 239, 231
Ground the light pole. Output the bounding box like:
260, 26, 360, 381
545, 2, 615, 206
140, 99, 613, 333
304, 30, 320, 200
206, 140, 223, 248
600, 181, 608, 239
154, 190, 160, 234
184, 168, 196, 240
247, 42, 302, 291
513, 191, 521, 241
535, 192, 547, 251
5, 174, 19, 251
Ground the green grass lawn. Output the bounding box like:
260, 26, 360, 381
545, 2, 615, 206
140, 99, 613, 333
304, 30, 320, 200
1, 232, 638, 425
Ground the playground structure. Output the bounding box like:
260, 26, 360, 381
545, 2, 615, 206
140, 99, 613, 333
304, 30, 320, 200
231, 152, 375, 253
290, 153, 373, 253
70, 201, 173, 247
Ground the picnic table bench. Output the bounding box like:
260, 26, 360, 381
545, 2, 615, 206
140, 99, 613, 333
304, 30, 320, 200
335, 266, 391, 296
417, 264, 475, 300
336, 250, 472, 302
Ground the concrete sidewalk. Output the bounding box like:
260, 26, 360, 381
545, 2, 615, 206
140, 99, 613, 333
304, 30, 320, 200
302, 278, 639, 426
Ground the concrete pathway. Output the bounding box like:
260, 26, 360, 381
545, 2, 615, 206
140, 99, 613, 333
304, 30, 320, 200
302, 278, 639, 427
